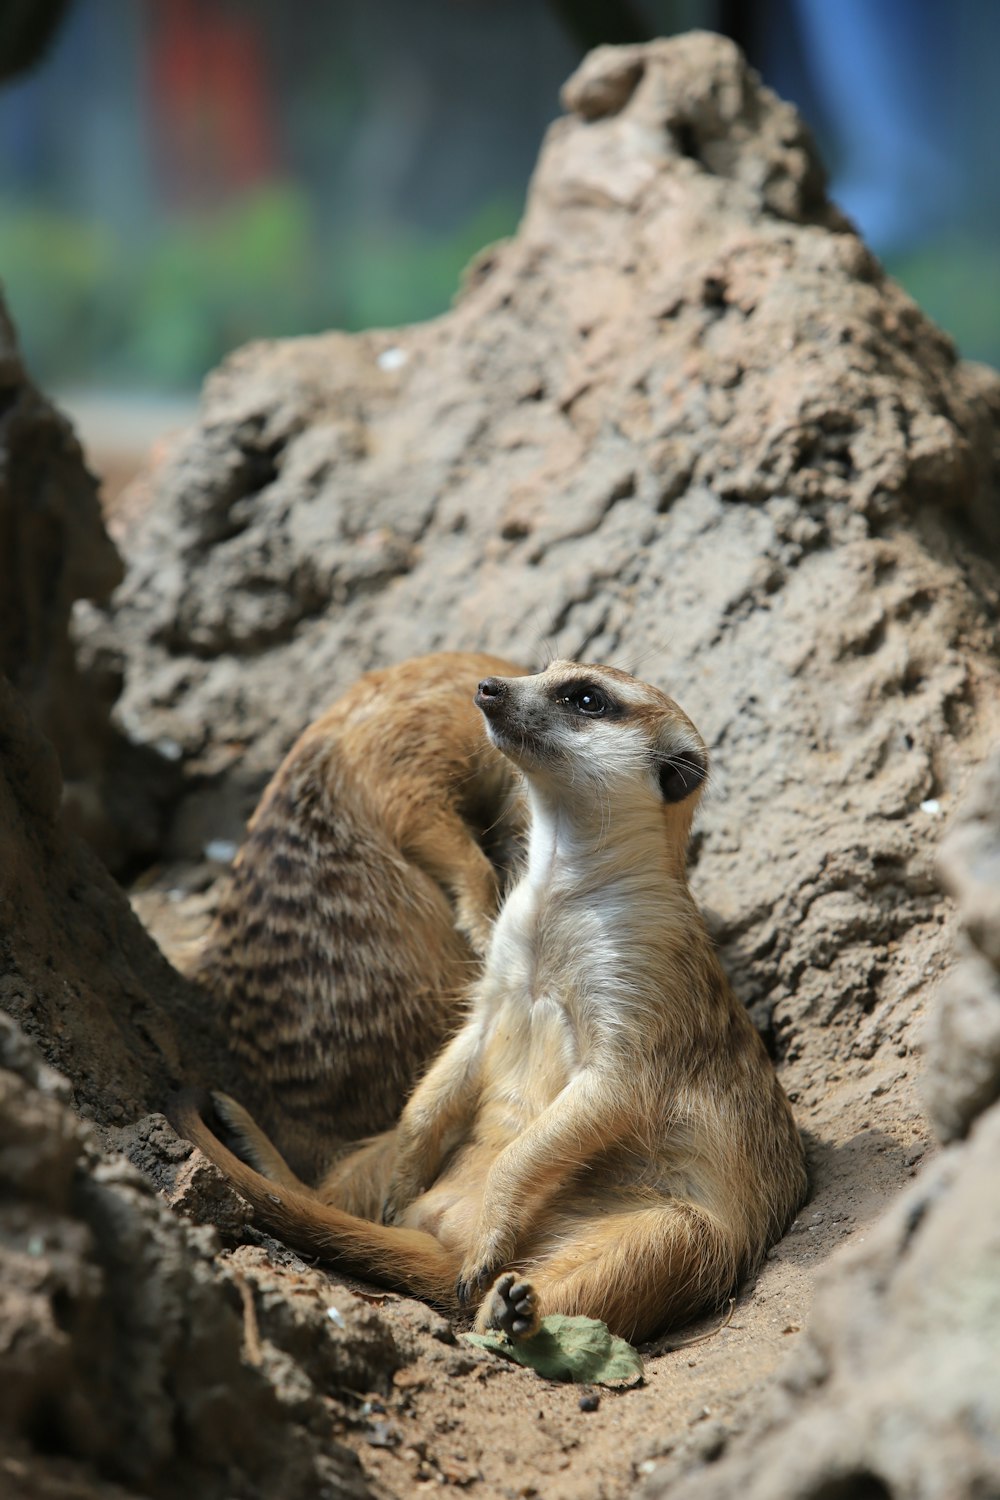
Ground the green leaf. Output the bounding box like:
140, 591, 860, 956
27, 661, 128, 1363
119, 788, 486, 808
462, 1314, 644, 1386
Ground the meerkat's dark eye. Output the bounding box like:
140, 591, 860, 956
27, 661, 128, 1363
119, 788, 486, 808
557, 684, 609, 716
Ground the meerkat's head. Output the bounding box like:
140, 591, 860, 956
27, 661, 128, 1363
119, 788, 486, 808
475, 660, 707, 829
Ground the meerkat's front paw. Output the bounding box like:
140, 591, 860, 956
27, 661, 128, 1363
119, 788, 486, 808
477, 1272, 540, 1340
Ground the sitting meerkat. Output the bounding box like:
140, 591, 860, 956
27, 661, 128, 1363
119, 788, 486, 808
177, 660, 807, 1342
187, 651, 527, 1182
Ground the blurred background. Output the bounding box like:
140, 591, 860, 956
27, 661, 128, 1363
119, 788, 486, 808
1, 0, 997, 495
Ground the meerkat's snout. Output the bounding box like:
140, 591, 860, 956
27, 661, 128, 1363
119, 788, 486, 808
476, 674, 527, 741
475, 673, 542, 765
475, 677, 507, 709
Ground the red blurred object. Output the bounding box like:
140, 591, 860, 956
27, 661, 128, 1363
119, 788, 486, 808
147, 0, 279, 206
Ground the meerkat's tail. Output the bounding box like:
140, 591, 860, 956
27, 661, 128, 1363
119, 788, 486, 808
171, 1091, 460, 1305
208, 1091, 314, 1192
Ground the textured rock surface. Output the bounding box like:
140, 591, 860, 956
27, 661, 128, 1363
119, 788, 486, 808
924, 751, 1000, 1141
0, 1013, 377, 1500
0, 674, 232, 1127
647, 750, 1000, 1500
0, 294, 172, 870
4, 30, 1000, 1500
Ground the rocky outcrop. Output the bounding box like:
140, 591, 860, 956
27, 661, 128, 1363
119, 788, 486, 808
647, 751, 1000, 1500
0, 1013, 378, 1500
0, 674, 227, 1124
924, 752, 1000, 1140
0, 297, 173, 871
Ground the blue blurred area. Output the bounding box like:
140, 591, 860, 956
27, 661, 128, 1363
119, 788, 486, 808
0, 0, 996, 399
758, 0, 1000, 368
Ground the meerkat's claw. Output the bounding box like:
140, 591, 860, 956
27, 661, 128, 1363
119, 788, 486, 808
455, 1273, 478, 1308
455, 1258, 500, 1308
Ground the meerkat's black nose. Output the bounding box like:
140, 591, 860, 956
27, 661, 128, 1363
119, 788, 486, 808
476, 677, 506, 713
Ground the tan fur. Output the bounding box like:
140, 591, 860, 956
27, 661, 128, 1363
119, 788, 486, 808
187, 651, 527, 1181
176, 660, 807, 1343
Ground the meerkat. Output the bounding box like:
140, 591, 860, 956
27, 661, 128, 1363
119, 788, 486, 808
186, 651, 527, 1183
176, 660, 807, 1343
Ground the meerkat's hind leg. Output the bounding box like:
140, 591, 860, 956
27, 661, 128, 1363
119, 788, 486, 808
317, 1127, 399, 1220
476, 1272, 541, 1340
481, 1203, 739, 1345
210, 1091, 311, 1192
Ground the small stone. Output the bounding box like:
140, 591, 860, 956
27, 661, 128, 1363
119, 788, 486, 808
203, 838, 238, 863
377, 346, 408, 371
438, 1456, 481, 1486
365, 1419, 402, 1449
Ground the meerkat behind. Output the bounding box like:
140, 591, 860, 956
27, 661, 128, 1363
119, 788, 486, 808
187, 651, 528, 1182
177, 660, 807, 1343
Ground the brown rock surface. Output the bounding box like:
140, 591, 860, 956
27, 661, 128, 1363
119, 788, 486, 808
0, 674, 228, 1126
924, 751, 1000, 1141
0, 297, 173, 870
648, 748, 1000, 1500
0, 1013, 377, 1500
4, 29, 1000, 1500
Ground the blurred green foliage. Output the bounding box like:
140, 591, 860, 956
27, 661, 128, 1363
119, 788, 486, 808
884, 237, 1000, 369
333, 197, 521, 332
0, 183, 522, 391
0, 182, 990, 390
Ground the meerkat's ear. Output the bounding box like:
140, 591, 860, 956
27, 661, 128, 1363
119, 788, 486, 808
656, 745, 707, 805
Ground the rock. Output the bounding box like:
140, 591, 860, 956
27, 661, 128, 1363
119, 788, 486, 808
559, 32, 833, 223
644, 1099, 1000, 1500
221, 1243, 404, 1398
924, 750, 1000, 1139
0, 1017, 372, 1500
923, 954, 1000, 1143
0, 676, 235, 1128
0, 292, 175, 870
936, 750, 1000, 970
